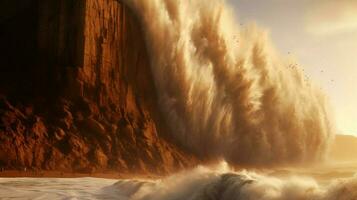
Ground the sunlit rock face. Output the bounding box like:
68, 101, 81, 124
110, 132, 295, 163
0, 0, 196, 173
123, 0, 335, 165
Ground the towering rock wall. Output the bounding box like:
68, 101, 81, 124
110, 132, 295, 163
0, 0, 196, 173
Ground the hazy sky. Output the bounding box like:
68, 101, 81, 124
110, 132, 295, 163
228, 0, 357, 136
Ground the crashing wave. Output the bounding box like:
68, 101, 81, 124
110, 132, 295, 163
121, 0, 335, 165
113, 164, 357, 200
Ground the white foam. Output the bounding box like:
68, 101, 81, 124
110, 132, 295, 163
1, 164, 356, 200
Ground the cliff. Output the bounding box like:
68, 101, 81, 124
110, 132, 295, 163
329, 135, 357, 161
0, 0, 196, 174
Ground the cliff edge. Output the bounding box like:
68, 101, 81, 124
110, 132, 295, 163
0, 0, 196, 174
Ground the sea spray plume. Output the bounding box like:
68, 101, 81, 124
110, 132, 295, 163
122, 0, 335, 165
112, 164, 357, 200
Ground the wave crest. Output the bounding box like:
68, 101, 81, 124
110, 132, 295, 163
113, 165, 357, 200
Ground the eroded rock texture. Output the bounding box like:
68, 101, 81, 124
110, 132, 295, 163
0, 0, 196, 173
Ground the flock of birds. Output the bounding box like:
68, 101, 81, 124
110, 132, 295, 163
287, 61, 335, 90
233, 31, 335, 89
231, 33, 336, 91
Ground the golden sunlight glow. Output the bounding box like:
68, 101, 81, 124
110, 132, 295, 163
306, 0, 357, 35
230, 0, 357, 136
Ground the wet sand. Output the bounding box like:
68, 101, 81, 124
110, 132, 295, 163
0, 170, 161, 180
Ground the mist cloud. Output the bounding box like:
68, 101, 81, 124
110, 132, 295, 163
122, 0, 335, 165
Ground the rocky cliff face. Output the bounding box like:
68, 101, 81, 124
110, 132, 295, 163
329, 135, 357, 161
0, 0, 196, 174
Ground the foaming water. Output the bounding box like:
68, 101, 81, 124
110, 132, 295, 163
1, 163, 356, 200
111, 163, 357, 200
122, 0, 335, 165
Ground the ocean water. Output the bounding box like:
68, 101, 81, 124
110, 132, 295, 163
0, 177, 118, 200
1, 162, 356, 200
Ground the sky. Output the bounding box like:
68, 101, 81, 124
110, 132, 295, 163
228, 0, 357, 136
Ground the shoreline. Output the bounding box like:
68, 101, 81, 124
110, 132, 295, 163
0, 170, 161, 180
